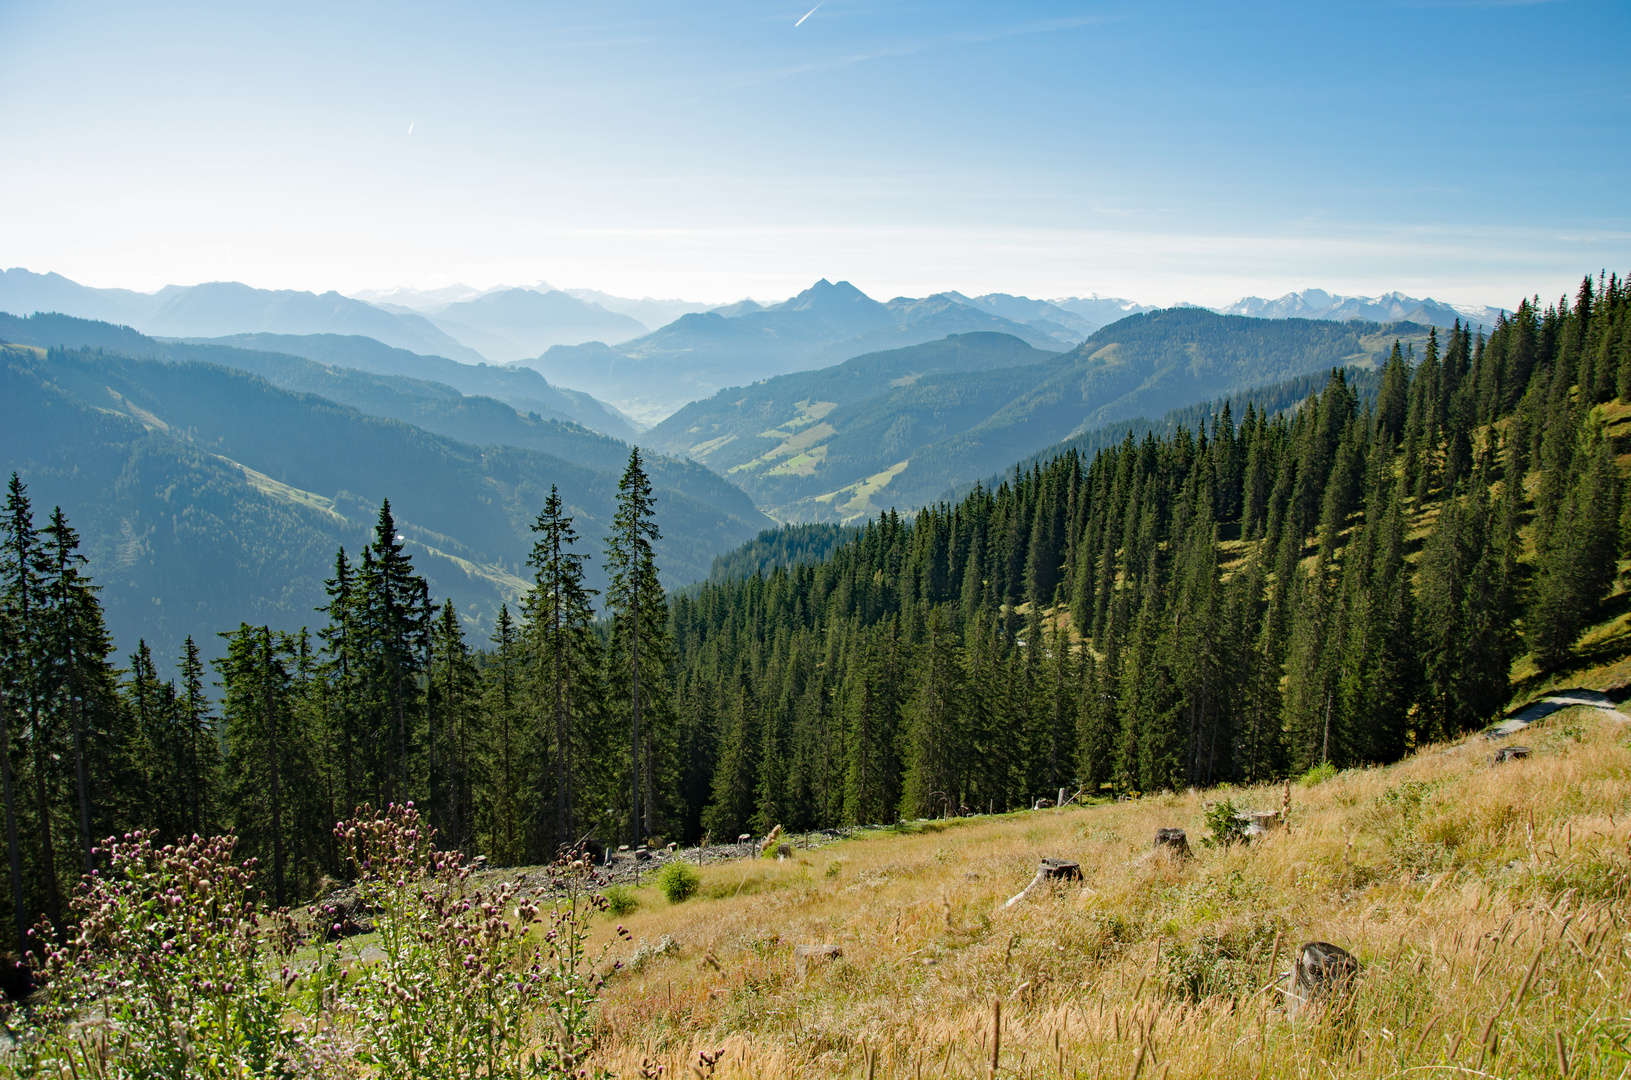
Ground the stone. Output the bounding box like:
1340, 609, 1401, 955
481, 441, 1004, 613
1492, 746, 1531, 765
1153, 828, 1191, 859
1004, 857, 1084, 907
1284, 941, 1358, 1017
794, 943, 842, 976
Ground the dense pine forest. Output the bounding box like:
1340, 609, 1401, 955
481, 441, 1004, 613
1, 275, 1628, 948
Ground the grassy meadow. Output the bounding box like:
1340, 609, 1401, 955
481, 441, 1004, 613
586, 705, 1631, 1079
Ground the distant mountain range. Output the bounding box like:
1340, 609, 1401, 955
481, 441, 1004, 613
0, 321, 770, 662
3, 267, 1509, 427
529, 279, 1071, 424
646, 310, 1437, 522
1212, 289, 1505, 330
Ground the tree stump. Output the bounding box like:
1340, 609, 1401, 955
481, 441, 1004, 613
1492, 746, 1531, 765
1284, 941, 1358, 1017
1153, 828, 1191, 859
794, 943, 842, 977
1003, 857, 1083, 907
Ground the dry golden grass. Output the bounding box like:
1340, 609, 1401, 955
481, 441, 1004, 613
586, 708, 1631, 1078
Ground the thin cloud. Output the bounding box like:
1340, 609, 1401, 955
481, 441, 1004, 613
716, 14, 1114, 91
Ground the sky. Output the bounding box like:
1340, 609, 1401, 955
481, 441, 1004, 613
1, 0, 1627, 308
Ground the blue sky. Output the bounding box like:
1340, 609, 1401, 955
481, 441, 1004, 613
1, 0, 1626, 306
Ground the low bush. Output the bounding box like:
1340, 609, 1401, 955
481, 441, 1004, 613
655, 861, 701, 903
603, 883, 641, 916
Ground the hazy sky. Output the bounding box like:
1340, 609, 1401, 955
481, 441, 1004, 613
1, 0, 1626, 307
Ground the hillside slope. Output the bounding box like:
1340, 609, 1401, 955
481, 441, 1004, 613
655, 311, 1432, 522
180, 329, 639, 439
0, 344, 769, 661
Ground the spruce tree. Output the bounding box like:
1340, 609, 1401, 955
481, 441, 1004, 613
901, 607, 965, 818
523, 485, 600, 854
604, 449, 670, 843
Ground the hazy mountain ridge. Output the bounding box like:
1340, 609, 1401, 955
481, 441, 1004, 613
0, 342, 771, 663
0, 312, 638, 440
176, 330, 640, 439
419, 287, 649, 362
527, 279, 1066, 424
0, 268, 490, 364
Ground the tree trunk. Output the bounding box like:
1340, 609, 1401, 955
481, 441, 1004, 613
263, 630, 286, 908
0, 688, 28, 956
69, 656, 92, 877
631, 581, 642, 847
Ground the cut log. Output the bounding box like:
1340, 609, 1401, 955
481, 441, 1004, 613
1492, 746, 1531, 765
1004, 857, 1083, 907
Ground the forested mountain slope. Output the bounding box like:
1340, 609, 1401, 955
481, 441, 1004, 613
654, 311, 1431, 522
0, 344, 769, 661
0, 275, 1624, 945
655, 280, 1630, 843
645, 331, 1050, 472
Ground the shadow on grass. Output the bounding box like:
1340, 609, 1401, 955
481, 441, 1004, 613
1510, 589, 1631, 702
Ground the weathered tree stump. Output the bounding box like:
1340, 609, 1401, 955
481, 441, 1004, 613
1236, 809, 1282, 839
794, 943, 842, 976
1284, 941, 1358, 1017
1003, 857, 1083, 908
1153, 828, 1191, 859
1492, 746, 1531, 765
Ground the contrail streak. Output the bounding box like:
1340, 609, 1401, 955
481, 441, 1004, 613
794, 2, 822, 27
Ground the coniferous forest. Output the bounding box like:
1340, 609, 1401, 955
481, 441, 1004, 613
2, 275, 1629, 947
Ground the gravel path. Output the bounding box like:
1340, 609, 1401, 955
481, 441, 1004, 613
1486, 688, 1631, 738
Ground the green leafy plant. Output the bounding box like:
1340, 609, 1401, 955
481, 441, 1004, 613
1299, 761, 1338, 787
655, 861, 701, 904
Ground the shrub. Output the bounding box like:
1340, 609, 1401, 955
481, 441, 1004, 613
655, 861, 701, 903
604, 883, 641, 916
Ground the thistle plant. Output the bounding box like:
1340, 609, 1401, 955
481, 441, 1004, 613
332, 803, 621, 1080
5, 831, 296, 1079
